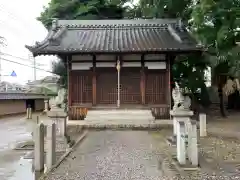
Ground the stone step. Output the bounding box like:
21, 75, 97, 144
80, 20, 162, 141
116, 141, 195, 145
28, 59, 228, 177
85, 117, 155, 121
87, 110, 152, 114
85, 109, 154, 121
86, 114, 153, 118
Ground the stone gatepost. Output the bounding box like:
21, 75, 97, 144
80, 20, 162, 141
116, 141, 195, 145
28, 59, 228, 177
176, 120, 186, 165
46, 123, 56, 169
47, 106, 67, 137
188, 120, 198, 166
44, 100, 49, 112
26, 108, 29, 119
26, 107, 32, 119
34, 123, 45, 172
168, 110, 193, 146
199, 113, 207, 137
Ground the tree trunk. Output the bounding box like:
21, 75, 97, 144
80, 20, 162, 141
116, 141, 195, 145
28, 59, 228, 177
218, 84, 226, 117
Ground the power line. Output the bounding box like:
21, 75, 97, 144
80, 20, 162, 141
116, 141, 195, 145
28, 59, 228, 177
0, 5, 35, 35
1, 52, 45, 66
0, 57, 54, 74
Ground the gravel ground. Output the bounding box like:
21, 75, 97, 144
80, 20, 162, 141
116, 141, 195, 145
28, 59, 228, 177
44, 130, 169, 180
199, 136, 240, 178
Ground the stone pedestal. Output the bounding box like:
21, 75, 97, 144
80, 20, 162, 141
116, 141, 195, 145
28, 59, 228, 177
177, 120, 186, 165
188, 120, 198, 166
199, 113, 207, 137
167, 110, 193, 146
47, 107, 67, 137
46, 123, 56, 169
34, 123, 44, 172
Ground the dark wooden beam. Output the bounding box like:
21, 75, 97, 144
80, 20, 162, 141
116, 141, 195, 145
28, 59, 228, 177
67, 55, 72, 107
166, 54, 175, 108
140, 54, 146, 105
169, 55, 175, 109
92, 55, 97, 106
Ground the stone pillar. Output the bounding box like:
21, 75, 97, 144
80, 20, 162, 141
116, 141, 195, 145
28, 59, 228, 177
31, 116, 39, 140
29, 108, 32, 119
26, 108, 29, 119
26, 107, 32, 119
168, 110, 193, 145
199, 113, 207, 137
46, 123, 56, 169
189, 120, 198, 166
47, 107, 67, 137
173, 116, 177, 136
34, 123, 45, 172
44, 100, 49, 112
177, 120, 186, 165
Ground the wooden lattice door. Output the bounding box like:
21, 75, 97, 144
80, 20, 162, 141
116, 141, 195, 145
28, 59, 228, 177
96, 69, 117, 104
71, 71, 92, 104
120, 68, 141, 104
145, 70, 166, 104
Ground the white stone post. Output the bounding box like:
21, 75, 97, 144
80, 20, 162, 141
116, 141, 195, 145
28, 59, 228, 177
173, 116, 177, 137
44, 100, 49, 112
189, 120, 198, 166
169, 110, 193, 146
26, 108, 30, 119
46, 123, 56, 169
177, 120, 186, 165
29, 108, 32, 119
31, 116, 39, 140
59, 116, 67, 137
48, 107, 67, 137
34, 123, 45, 172
199, 113, 207, 137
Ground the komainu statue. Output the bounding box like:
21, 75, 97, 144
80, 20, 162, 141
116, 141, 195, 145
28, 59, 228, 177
172, 82, 191, 110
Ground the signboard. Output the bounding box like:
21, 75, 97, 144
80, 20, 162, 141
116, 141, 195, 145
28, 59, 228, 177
11, 71, 17, 77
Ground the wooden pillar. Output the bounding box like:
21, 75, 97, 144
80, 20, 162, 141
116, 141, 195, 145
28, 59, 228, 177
166, 54, 171, 106
67, 56, 72, 107
92, 55, 96, 106
140, 55, 146, 105
169, 55, 175, 109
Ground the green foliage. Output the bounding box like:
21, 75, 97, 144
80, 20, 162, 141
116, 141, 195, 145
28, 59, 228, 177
173, 54, 211, 107
191, 0, 240, 77
38, 0, 132, 29
135, 0, 192, 21
52, 60, 67, 88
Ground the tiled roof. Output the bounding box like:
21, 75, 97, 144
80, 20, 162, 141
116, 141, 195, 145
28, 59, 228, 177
0, 92, 48, 100
26, 19, 203, 56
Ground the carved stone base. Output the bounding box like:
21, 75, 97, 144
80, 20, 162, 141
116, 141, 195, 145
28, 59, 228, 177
172, 156, 200, 171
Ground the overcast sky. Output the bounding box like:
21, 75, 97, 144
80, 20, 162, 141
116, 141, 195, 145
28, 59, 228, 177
0, 0, 55, 85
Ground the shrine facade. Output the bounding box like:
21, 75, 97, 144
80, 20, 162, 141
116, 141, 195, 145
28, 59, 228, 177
26, 19, 203, 119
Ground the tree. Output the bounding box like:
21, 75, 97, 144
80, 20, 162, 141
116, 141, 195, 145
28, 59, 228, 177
191, 0, 240, 116
137, 0, 192, 20
52, 60, 67, 88
38, 0, 131, 29
135, 0, 211, 111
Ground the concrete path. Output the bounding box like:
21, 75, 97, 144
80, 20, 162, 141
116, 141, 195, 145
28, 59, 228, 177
0, 115, 34, 180
0, 114, 70, 180
44, 131, 169, 180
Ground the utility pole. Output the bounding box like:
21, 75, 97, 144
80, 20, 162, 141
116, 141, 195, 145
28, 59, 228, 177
29, 53, 36, 80
0, 53, 1, 82
33, 56, 36, 81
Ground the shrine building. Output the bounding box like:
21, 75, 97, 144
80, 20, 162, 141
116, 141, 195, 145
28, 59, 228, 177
26, 19, 203, 120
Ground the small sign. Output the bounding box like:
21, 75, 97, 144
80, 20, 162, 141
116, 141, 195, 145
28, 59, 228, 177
11, 71, 17, 77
